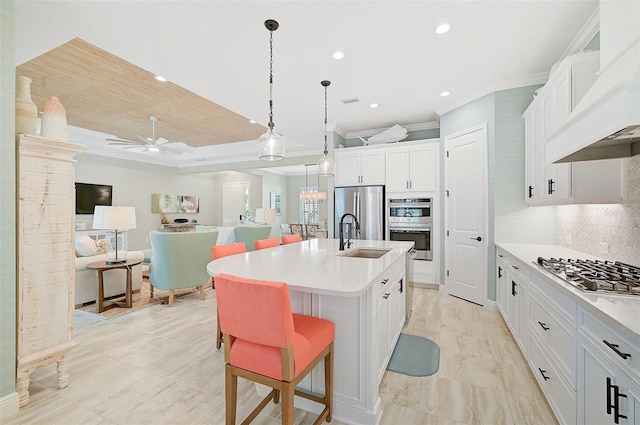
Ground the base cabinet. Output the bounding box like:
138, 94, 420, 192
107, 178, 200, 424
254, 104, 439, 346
376, 262, 405, 384
497, 245, 640, 425
578, 336, 640, 425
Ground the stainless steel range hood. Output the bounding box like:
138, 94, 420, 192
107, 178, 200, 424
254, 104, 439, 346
546, 40, 640, 164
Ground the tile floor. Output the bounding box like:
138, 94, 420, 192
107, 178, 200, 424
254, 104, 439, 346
5, 286, 557, 425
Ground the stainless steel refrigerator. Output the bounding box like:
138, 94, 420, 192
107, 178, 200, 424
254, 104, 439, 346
334, 185, 385, 241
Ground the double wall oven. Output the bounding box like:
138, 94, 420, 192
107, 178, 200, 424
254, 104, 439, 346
387, 197, 432, 260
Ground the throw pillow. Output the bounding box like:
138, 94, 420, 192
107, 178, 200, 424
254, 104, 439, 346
75, 236, 98, 257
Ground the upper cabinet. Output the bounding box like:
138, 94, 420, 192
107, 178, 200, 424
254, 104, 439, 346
385, 142, 438, 193
335, 139, 439, 190
335, 148, 385, 187
523, 51, 623, 205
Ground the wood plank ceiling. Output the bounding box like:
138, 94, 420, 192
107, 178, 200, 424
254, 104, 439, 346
16, 38, 266, 148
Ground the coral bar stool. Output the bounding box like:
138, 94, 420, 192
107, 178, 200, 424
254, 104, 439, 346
211, 242, 247, 349
281, 234, 302, 245
211, 242, 247, 261
254, 237, 280, 250
215, 273, 334, 425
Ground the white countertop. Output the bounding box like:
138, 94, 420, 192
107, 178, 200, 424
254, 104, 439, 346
496, 242, 640, 338
207, 239, 414, 297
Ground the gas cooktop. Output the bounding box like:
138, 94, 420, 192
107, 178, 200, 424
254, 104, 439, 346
536, 257, 640, 297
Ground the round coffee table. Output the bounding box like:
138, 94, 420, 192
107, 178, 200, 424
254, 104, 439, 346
86, 259, 142, 313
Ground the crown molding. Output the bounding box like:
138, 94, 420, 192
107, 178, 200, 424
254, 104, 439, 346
559, 6, 599, 61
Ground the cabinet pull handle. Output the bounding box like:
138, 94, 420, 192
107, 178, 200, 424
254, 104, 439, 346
498, 267, 503, 279
603, 340, 632, 360
498, 254, 504, 258
381, 278, 389, 285
538, 321, 550, 331
538, 368, 550, 381
528, 185, 534, 198
548, 179, 555, 195
607, 377, 628, 424
512, 265, 519, 270
512, 281, 518, 296
383, 293, 390, 299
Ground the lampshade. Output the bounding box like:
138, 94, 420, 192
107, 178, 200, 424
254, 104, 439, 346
92, 206, 137, 230
258, 19, 285, 161
255, 207, 277, 224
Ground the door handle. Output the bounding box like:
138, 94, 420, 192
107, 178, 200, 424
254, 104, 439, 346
470, 236, 482, 242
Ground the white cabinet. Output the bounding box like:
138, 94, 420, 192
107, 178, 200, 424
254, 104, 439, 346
578, 307, 640, 425
376, 260, 406, 384
523, 50, 623, 205
495, 249, 529, 355
335, 148, 385, 187
16, 135, 85, 406
385, 141, 438, 192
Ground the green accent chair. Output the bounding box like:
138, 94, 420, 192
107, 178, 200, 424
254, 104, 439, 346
148, 230, 219, 306
233, 225, 272, 252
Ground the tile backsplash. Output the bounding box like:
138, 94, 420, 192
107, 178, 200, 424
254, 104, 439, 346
557, 155, 640, 267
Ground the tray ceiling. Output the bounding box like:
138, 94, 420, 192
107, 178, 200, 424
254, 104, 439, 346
16, 38, 266, 148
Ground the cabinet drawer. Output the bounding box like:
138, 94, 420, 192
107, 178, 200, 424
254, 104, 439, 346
529, 333, 577, 425
578, 307, 640, 381
528, 293, 576, 388
529, 271, 577, 322
504, 254, 529, 283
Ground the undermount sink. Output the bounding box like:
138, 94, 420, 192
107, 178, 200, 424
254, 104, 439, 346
339, 248, 391, 259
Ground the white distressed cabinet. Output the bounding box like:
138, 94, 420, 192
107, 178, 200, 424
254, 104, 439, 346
16, 134, 85, 406
523, 50, 623, 205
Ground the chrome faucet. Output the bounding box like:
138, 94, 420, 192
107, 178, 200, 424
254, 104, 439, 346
339, 213, 360, 250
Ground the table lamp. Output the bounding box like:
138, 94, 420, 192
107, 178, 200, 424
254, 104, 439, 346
255, 208, 276, 225
92, 206, 137, 264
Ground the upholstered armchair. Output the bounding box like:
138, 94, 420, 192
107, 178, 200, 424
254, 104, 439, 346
148, 230, 219, 306
233, 225, 272, 252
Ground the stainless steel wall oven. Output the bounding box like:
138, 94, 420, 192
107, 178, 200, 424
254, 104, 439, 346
388, 198, 432, 260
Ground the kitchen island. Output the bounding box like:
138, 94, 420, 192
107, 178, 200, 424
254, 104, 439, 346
207, 238, 414, 425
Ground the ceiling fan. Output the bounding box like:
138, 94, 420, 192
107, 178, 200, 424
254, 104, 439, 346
106, 116, 194, 155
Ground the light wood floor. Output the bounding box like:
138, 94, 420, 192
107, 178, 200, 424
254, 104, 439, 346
5, 286, 557, 425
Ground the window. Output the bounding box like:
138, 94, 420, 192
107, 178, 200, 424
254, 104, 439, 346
299, 186, 320, 224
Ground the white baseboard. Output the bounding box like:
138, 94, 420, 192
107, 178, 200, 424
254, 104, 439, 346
0, 392, 20, 421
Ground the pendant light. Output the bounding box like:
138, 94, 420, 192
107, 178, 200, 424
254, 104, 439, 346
316, 80, 334, 176
300, 163, 327, 201
258, 19, 285, 161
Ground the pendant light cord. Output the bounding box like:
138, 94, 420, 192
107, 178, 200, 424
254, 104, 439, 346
268, 29, 274, 131
324, 83, 328, 155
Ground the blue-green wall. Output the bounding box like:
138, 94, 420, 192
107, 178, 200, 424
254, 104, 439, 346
439, 85, 556, 302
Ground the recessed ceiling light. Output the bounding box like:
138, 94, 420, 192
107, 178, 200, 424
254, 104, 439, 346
369, 103, 379, 108
154, 75, 168, 82
440, 91, 451, 97
332, 51, 345, 60
435, 23, 450, 34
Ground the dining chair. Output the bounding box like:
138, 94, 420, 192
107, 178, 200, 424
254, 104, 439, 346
254, 237, 280, 250
233, 225, 272, 252
281, 234, 302, 245
215, 273, 334, 425
289, 224, 305, 240
306, 224, 319, 238
211, 242, 247, 349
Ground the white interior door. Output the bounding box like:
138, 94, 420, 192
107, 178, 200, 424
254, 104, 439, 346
223, 181, 249, 226
444, 124, 488, 306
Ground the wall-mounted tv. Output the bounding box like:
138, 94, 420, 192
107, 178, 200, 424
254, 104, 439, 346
75, 182, 113, 214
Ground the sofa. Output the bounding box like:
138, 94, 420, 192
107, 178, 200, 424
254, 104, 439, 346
74, 235, 144, 306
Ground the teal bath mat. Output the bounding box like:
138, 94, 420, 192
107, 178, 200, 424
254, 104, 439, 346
386, 333, 440, 377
